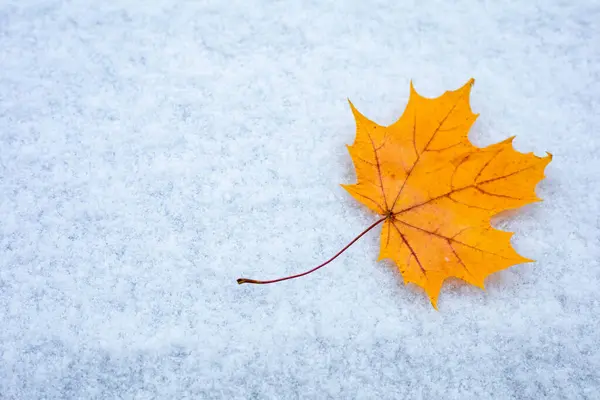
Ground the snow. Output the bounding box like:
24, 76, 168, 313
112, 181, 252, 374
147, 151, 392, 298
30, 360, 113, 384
1, 0, 599, 398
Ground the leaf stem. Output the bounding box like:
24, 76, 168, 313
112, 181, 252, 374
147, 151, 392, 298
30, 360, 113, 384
237, 216, 387, 285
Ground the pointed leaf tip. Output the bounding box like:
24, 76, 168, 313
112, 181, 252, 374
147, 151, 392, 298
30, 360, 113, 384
347, 99, 359, 115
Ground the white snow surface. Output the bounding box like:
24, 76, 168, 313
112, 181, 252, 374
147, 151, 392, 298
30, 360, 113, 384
1, 0, 599, 398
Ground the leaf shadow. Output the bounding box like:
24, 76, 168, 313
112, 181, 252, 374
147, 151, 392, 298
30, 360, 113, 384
490, 202, 543, 229
378, 259, 425, 298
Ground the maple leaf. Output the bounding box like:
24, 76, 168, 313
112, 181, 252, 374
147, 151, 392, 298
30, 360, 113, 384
238, 79, 552, 309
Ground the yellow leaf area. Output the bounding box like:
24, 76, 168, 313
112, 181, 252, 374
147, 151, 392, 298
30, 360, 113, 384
342, 79, 552, 308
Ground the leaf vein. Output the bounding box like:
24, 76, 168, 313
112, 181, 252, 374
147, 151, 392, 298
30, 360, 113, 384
391, 220, 426, 276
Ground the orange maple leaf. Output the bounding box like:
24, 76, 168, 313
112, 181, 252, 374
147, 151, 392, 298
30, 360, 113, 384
238, 79, 552, 309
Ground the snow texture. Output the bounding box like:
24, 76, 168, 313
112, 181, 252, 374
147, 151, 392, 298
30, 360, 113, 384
1, 0, 599, 398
